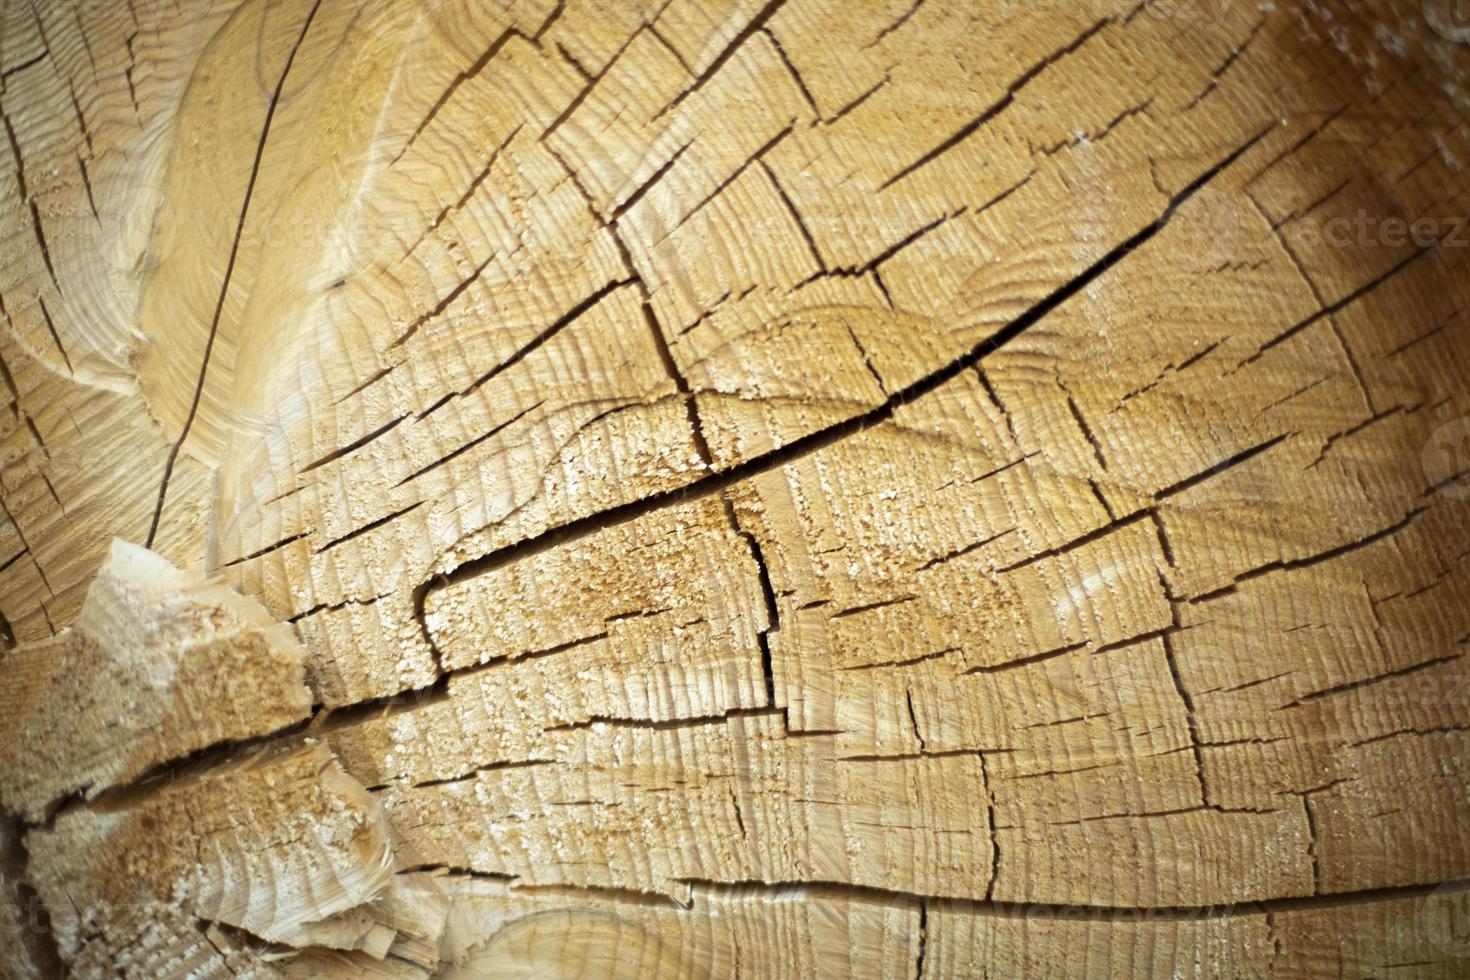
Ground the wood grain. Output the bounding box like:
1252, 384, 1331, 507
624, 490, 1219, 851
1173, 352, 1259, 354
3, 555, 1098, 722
1, 0, 1468, 975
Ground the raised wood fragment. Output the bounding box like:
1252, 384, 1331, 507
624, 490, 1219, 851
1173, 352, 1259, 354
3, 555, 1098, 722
2, 0, 1468, 975
0, 541, 312, 821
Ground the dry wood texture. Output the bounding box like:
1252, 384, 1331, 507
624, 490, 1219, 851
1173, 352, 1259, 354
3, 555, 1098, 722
1, 0, 1469, 975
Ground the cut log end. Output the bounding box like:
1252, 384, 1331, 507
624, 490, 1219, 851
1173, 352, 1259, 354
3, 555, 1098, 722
2, 0, 1469, 975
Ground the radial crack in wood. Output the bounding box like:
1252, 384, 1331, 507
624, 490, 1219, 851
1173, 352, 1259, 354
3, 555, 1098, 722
1, 0, 1469, 975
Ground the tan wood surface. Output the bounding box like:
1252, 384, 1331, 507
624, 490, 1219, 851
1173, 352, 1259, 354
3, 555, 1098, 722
2, 0, 1469, 975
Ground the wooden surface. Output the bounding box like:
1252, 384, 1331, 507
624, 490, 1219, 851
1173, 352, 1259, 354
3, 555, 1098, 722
1, 0, 1469, 975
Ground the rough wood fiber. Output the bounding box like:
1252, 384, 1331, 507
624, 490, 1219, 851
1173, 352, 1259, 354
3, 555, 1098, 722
1, 0, 1469, 976
0, 540, 313, 821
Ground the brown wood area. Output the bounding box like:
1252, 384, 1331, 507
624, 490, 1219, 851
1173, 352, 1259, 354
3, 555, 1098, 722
1, 0, 1469, 975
